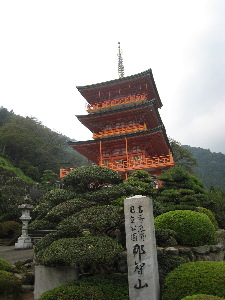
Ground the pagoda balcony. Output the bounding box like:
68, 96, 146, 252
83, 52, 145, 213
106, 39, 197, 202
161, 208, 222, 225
93, 124, 147, 139
100, 154, 174, 172
86, 92, 147, 113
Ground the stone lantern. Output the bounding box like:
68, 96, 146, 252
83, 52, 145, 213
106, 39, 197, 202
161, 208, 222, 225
15, 196, 33, 249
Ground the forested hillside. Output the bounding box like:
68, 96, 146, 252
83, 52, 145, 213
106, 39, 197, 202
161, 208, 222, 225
0, 107, 87, 182
183, 145, 225, 191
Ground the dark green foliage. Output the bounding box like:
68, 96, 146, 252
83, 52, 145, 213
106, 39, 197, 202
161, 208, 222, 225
29, 220, 56, 230
62, 166, 121, 193
57, 205, 124, 237
77, 274, 129, 300
157, 166, 207, 210
43, 188, 77, 205
183, 145, 225, 191
83, 183, 135, 204
170, 139, 197, 173
195, 207, 219, 230
154, 210, 216, 246
0, 270, 22, 296
34, 232, 61, 257
162, 261, 225, 300
39, 284, 105, 300
181, 295, 225, 300
155, 229, 178, 247
0, 221, 21, 237
0, 258, 13, 272
203, 188, 225, 229
44, 198, 95, 223
157, 252, 186, 286
124, 170, 154, 195
40, 236, 123, 269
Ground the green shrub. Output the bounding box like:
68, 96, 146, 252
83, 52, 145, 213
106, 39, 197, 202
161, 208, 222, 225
124, 170, 154, 195
0, 270, 22, 296
0, 221, 21, 237
155, 229, 178, 247
162, 261, 225, 300
78, 274, 129, 300
43, 189, 76, 205
39, 284, 105, 300
181, 295, 225, 300
44, 198, 95, 223
40, 236, 123, 269
154, 210, 216, 246
62, 166, 121, 193
0, 258, 13, 272
57, 205, 123, 237
195, 207, 219, 230
29, 219, 56, 230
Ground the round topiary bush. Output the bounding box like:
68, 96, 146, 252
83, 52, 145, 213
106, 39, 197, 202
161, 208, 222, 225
0, 258, 13, 272
39, 284, 105, 300
181, 295, 225, 300
40, 236, 123, 269
162, 261, 225, 300
0, 221, 21, 237
57, 205, 124, 237
0, 270, 22, 296
154, 210, 216, 246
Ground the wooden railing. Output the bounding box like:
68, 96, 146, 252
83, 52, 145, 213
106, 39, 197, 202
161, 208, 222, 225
59, 168, 76, 178
100, 154, 174, 171
86, 92, 147, 112
93, 124, 147, 139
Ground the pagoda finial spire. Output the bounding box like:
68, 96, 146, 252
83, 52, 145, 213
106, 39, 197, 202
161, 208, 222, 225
118, 42, 124, 78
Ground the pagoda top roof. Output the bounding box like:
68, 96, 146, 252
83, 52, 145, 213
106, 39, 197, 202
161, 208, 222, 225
76, 69, 162, 108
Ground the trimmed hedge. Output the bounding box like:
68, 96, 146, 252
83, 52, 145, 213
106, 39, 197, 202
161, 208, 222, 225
40, 236, 123, 268
162, 261, 225, 300
45, 198, 95, 223
29, 220, 56, 230
0, 270, 22, 296
57, 205, 123, 237
0, 258, 13, 272
39, 285, 105, 300
154, 210, 216, 246
181, 295, 225, 300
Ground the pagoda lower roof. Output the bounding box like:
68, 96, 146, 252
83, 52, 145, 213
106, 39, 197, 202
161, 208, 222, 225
76, 99, 163, 132
69, 126, 171, 163
76, 69, 162, 109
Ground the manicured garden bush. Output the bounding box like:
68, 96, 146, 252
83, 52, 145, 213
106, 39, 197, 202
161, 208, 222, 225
154, 210, 216, 246
62, 166, 121, 193
124, 170, 154, 195
29, 219, 56, 230
34, 232, 61, 262
155, 228, 178, 247
0, 258, 13, 272
43, 188, 77, 205
195, 207, 219, 230
40, 236, 123, 271
44, 198, 95, 223
162, 261, 225, 300
39, 285, 105, 300
181, 295, 225, 300
57, 205, 124, 237
0, 221, 21, 237
0, 270, 22, 296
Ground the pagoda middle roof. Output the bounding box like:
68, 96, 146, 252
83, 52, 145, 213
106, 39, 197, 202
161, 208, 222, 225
76, 69, 162, 108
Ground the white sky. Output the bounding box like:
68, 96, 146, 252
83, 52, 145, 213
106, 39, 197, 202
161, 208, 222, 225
0, 0, 225, 154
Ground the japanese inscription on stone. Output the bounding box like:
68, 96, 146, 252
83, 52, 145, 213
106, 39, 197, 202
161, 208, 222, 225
124, 195, 160, 300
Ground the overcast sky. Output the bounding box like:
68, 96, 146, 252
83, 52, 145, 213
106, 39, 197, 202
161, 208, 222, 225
0, 0, 225, 154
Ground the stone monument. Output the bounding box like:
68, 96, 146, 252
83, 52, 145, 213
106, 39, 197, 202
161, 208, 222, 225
124, 195, 160, 300
15, 197, 33, 249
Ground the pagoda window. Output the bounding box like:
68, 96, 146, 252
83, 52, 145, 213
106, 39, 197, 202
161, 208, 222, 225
102, 150, 110, 157
131, 146, 142, 152
113, 148, 126, 155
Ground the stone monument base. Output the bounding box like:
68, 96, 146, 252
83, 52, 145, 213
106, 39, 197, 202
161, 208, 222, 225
15, 236, 33, 249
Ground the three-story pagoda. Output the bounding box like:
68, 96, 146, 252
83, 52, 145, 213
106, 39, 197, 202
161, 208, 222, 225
60, 69, 174, 181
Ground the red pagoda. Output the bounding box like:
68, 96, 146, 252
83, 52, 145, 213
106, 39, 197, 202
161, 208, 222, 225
60, 68, 174, 182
